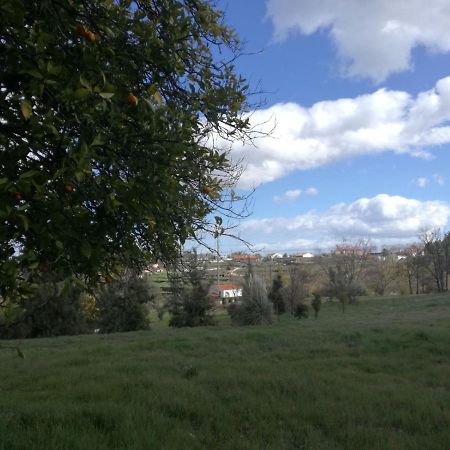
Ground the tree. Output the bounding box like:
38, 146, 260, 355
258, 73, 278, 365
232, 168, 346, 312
321, 241, 369, 312
283, 265, 310, 314
96, 270, 154, 333
0, 0, 251, 301
268, 274, 285, 315
401, 245, 426, 295
167, 251, 216, 327
311, 293, 321, 319
420, 230, 450, 293
367, 252, 399, 296
0, 280, 86, 339
229, 267, 274, 326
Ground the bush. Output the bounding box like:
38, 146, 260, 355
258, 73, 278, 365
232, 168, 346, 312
294, 303, 309, 319
168, 269, 216, 328
229, 272, 274, 326
268, 274, 285, 315
311, 293, 322, 319
0, 281, 87, 339
96, 272, 153, 333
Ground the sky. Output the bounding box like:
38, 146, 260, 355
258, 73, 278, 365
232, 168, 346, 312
207, 0, 450, 255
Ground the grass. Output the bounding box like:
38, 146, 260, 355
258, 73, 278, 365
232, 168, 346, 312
1, 294, 450, 449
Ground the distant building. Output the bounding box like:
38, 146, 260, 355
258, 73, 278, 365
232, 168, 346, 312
231, 253, 261, 263
335, 246, 364, 256
209, 283, 242, 304
268, 252, 283, 260
143, 263, 163, 273
293, 252, 314, 259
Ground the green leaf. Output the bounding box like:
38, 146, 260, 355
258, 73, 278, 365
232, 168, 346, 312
74, 88, 90, 99
20, 100, 32, 120
81, 241, 91, 259
80, 76, 91, 90
19, 170, 40, 179
91, 135, 104, 146
99, 92, 114, 99
17, 214, 29, 231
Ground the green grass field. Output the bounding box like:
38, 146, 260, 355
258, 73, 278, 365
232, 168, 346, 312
1, 294, 450, 449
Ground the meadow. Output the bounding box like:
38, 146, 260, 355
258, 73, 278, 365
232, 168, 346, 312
1, 293, 450, 449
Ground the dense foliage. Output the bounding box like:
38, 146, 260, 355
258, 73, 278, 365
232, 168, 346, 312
0, 0, 250, 300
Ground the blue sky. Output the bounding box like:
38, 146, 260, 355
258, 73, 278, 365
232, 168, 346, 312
209, 0, 450, 254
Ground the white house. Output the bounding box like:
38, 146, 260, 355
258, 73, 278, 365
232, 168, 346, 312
268, 252, 283, 260
209, 283, 242, 304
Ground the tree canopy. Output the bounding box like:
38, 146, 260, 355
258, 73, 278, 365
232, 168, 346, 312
0, 0, 250, 298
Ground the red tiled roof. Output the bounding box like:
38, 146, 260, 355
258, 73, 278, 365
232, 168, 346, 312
214, 284, 240, 290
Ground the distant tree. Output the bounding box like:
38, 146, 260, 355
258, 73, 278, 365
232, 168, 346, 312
369, 255, 400, 296
401, 245, 426, 295
268, 274, 285, 315
293, 303, 309, 319
96, 271, 154, 333
420, 230, 450, 292
321, 241, 369, 312
283, 265, 310, 314
311, 293, 321, 319
168, 251, 216, 327
229, 267, 273, 326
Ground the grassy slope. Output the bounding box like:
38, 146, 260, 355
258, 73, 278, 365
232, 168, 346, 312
1, 294, 450, 450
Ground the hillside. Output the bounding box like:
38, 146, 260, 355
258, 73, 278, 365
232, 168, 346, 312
1, 294, 450, 449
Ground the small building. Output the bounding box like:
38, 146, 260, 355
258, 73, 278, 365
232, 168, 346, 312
231, 253, 261, 263
268, 252, 283, 260
335, 246, 364, 256
209, 283, 242, 304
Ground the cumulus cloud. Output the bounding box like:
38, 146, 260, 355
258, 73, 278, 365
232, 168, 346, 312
240, 194, 450, 250
266, 0, 450, 81
305, 187, 319, 196
273, 189, 302, 203
433, 174, 445, 185
415, 177, 428, 188
228, 76, 450, 188
272, 187, 317, 203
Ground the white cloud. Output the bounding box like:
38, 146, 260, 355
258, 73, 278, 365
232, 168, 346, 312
415, 177, 428, 188
266, 0, 450, 81
240, 194, 450, 250
228, 76, 450, 188
433, 174, 445, 185
273, 189, 302, 203
305, 187, 319, 196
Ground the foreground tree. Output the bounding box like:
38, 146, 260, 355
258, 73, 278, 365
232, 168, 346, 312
0, 0, 251, 300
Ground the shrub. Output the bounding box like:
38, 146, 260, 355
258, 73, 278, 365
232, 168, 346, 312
311, 293, 322, 319
268, 274, 285, 315
168, 269, 216, 328
294, 303, 309, 319
229, 272, 274, 326
96, 272, 153, 333
0, 281, 87, 339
